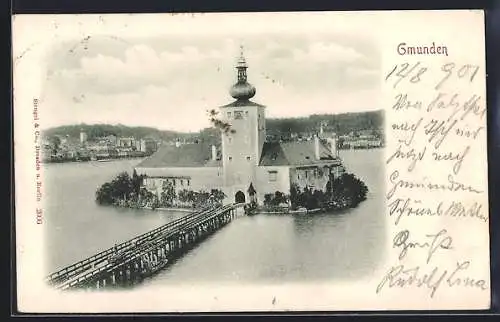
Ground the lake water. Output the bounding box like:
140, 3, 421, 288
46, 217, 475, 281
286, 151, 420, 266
44, 149, 386, 285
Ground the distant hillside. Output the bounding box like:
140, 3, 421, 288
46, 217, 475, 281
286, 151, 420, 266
42, 110, 384, 143
42, 124, 185, 142
266, 110, 384, 137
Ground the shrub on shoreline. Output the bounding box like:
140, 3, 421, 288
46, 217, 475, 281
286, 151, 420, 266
289, 172, 368, 210
95, 170, 226, 209
96, 171, 368, 213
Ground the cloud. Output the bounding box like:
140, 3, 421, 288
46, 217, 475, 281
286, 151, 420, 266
292, 41, 366, 64
43, 35, 381, 131
51, 42, 235, 96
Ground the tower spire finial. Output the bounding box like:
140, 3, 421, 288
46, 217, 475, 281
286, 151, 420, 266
236, 44, 247, 69
229, 44, 256, 100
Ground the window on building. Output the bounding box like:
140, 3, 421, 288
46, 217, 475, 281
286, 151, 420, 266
234, 111, 243, 119
180, 179, 184, 186
268, 171, 278, 182
246, 156, 251, 161
227, 112, 232, 118
305, 171, 308, 179
187, 179, 190, 186
245, 111, 249, 116
228, 137, 232, 144
229, 156, 232, 161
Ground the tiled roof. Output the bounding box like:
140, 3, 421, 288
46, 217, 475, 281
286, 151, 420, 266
136, 143, 221, 168
259, 140, 341, 167
220, 99, 266, 108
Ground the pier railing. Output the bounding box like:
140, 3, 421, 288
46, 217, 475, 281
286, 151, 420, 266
47, 203, 245, 289
46, 205, 216, 284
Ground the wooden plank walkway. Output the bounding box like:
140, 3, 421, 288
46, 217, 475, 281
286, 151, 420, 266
47, 203, 245, 290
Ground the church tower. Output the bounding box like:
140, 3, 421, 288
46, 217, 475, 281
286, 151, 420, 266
220, 47, 266, 203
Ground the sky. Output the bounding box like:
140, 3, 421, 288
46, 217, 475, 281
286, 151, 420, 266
41, 24, 381, 132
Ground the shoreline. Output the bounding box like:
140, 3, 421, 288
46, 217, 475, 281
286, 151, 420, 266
109, 203, 355, 215
41, 156, 147, 165
253, 206, 350, 215
43, 147, 384, 165
142, 206, 195, 213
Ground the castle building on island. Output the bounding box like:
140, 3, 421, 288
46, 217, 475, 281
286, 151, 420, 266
134, 49, 345, 205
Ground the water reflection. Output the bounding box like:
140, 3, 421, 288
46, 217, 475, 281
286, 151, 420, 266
45, 149, 386, 285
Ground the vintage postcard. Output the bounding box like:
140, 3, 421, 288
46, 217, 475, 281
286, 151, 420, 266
13, 11, 489, 312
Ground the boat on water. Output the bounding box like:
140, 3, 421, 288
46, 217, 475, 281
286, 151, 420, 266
289, 207, 308, 215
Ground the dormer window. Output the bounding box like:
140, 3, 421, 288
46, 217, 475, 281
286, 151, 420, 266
234, 111, 243, 119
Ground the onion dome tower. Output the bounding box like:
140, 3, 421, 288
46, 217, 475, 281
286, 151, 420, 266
229, 46, 256, 101
219, 45, 266, 205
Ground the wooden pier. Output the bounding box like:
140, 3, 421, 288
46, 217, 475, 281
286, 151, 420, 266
46, 203, 245, 290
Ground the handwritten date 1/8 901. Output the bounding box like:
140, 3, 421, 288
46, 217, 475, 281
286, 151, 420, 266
385, 62, 480, 89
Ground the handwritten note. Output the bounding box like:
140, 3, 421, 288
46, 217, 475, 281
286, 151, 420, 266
378, 26, 490, 306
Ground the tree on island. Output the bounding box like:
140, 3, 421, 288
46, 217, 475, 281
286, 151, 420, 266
95, 171, 134, 205
111, 172, 134, 202
131, 169, 144, 196
288, 173, 368, 210
210, 189, 226, 204
207, 109, 235, 134
263, 191, 289, 208
95, 182, 116, 205
160, 181, 176, 207
326, 173, 368, 207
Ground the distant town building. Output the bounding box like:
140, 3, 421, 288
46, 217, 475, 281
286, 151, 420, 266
339, 132, 382, 149
140, 138, 158, 154
135, 49, 345, 205
80, 130, 88, 144
105, 134, 118, 145
117, 137, 136, 148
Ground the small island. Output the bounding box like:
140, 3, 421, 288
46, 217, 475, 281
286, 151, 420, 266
95, 169, 368, 215
96, 170, 226, 211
